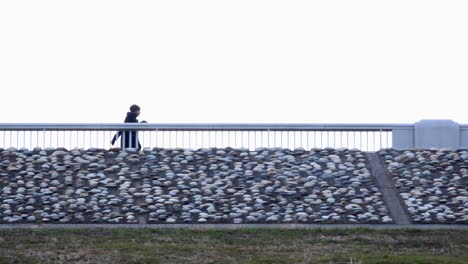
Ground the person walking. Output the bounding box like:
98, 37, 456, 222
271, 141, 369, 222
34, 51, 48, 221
111, 104, 147, 151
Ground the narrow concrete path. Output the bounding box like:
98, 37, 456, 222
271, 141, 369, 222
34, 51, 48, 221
366, 153, 411, 225
0, 223, 466, 230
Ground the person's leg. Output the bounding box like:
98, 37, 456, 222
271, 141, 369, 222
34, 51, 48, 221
132, 131, 138, 149
123, 131, 131, 149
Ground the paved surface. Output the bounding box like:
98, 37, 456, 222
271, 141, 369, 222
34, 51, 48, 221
366, 153, 411, 225
0, 223, 467, 229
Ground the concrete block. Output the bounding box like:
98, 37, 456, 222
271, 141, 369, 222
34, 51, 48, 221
415, 120, 459, 149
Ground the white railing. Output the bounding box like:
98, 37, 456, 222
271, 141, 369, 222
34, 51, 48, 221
0, 123, 410, 151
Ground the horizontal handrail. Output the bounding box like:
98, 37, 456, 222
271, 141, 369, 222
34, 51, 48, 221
0, 123, 396, 151
0, 123, 414, 131
2, 121, 466, 150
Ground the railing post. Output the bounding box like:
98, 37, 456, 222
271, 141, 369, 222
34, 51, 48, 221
461, 126, 468, 149
267, 129, 270, 148
392, 127, 415, 150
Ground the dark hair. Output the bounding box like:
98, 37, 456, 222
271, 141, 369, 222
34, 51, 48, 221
130, 104, 140, 112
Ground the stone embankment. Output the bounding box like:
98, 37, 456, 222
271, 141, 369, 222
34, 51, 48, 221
1, 147, 392, 224
378, 149, 468, 224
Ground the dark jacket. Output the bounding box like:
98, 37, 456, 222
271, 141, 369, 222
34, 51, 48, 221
111, 112, 142, 150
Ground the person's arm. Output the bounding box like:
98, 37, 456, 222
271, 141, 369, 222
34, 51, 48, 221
111, 131, 122, 145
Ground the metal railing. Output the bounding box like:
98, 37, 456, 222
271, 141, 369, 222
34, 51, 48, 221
0, 123, 413, 151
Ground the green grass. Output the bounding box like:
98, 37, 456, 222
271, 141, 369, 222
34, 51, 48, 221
0, 228, 467, 264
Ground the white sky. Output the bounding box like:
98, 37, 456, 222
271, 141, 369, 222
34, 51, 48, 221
1, 1, 467, 124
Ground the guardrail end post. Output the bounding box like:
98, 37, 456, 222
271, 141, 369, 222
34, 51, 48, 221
392, 128, 415, 150
415, 119, 460, 149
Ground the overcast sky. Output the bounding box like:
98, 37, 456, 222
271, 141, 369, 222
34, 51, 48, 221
1, 1, 467, 124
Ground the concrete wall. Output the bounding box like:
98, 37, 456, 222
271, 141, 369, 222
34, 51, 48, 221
393, 120, 468, 150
